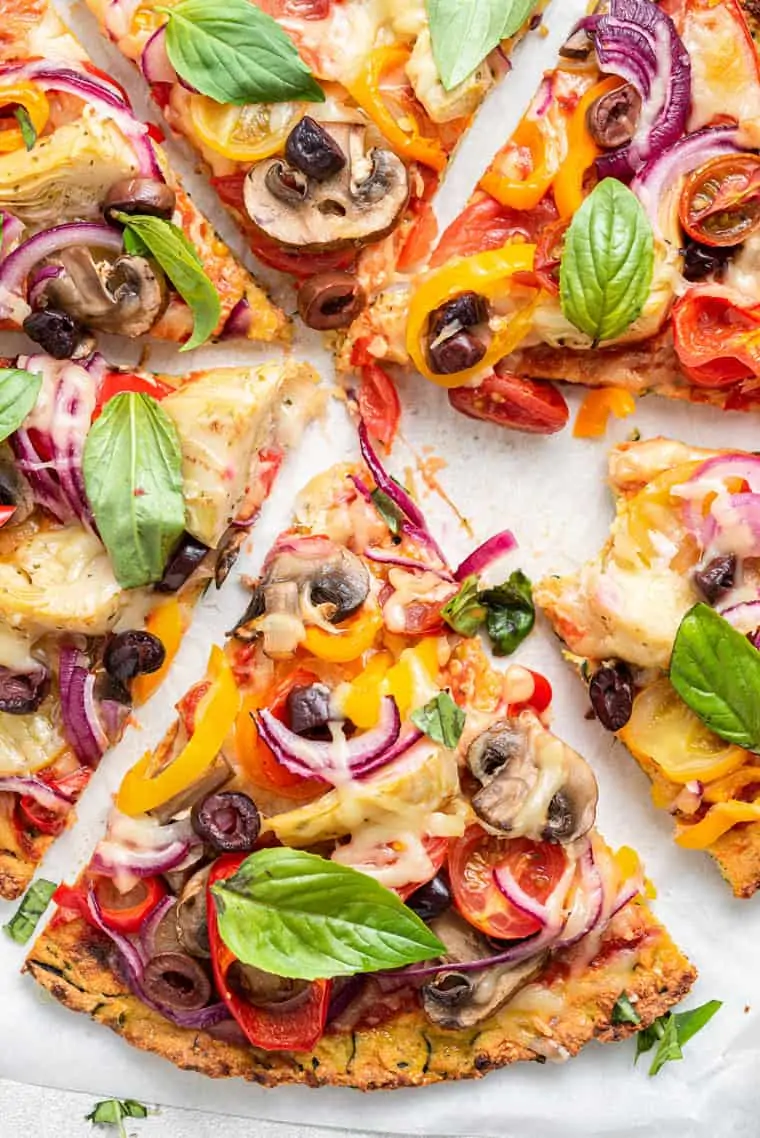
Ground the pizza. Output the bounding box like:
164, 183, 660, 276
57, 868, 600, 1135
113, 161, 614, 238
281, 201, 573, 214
0, 349, 319, 899
536, 435, 760, 898
82, 0, 546, 359
340, 0, 760, 435
0, 0, 288, 354
26, 436, 695, 1088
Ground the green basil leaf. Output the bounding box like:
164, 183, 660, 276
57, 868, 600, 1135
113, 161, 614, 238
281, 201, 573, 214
121, 1101, 149, 1120
427, 0, 539, 90
670, 603, 760, 750
85, 1098, 148, 1134
411, 690, 465, 748
83, 392, 186, 589
643, 1000, 722, 1077
0, 367, 42, 442
634, 1018, 662, 1062
479, 569, 535, 657
14, 106, 37, 150
611, 991, 641, 1026
647, 1014, 683, 1077
371, 488, 405, 536
159, 0, 324, 106
113, 212, 220, 351
212, 848, 444, 982
560, 178, 654, 344
3, 878, 56, 945
441, 574, 487, 636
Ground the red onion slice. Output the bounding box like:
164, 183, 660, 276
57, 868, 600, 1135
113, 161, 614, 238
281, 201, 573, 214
554, 842, 605, 948
0, 775, 74, 812
719, 600, 760, 634
52, 363, 97, 526
679, 453, 760, 536
631, 125, 742, 230
0, 211, 23, 261
0, 223, 123, 312
91, 838, 192, 878
139, 893, 176, 961
364, 547, 454, 581
59, 646, 107, 767
219, 296, 252, 340
10, 428, 71, 523
454, 530, 518, 582
493, 863, 551, 925
140, 26, 176, 84
256, 695, 402, 783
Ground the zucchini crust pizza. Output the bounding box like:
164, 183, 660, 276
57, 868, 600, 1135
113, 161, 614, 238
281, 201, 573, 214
341, 0, 760, 436
0, 0, 287, 355
83, 0, 545, 348
0, 351, 318, 899
27, 434, 695, 1089
537, 436, 760, 898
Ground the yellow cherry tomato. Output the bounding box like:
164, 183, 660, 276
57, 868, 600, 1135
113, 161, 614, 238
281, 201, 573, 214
302, 608, 384, 664
552, 76, 622, 218
187, 95, 305, 162
617, 460, 703, 566
0, 81, 50, 153
675, 800, 760, 850
406, 243, 538, 387
619, 677, 749, 785
573, 387, 636, 439
132, 597, 184, 705
703, 767, 760, 803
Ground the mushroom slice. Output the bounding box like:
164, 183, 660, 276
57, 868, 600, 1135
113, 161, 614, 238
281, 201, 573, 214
421, 911, 547, 1029
176, 865, 211, 958
467, 713, 598, 844
243, 123, 410, 253
38, 247, 168, 337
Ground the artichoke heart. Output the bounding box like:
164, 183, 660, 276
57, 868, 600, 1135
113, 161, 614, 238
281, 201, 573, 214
0, 701, 66, 776
0, 113, 140, 228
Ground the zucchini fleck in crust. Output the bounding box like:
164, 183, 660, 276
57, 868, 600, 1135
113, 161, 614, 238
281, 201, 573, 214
26, 901, 695, 1089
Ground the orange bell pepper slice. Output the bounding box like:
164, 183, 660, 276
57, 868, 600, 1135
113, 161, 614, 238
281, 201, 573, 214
573, 387, 636, 438
0, 81, 49, 152
346, 47, 447, 172
675, 799, 760, 849
480, 119, 556, 212
132, 597, 184, 705
302, 608, 384, 663
553, 76, 623, 218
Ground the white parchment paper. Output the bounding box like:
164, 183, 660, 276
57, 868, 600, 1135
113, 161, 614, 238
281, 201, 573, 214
1, 2, 759, 1135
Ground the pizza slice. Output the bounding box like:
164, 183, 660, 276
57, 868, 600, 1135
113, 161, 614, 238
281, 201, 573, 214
536, 435, 760, 898
0, 349, 319, 899
26, 432, 695, 1087
82, 0, 546, 356
0, 0, 287, 354
341, 0, 760, 435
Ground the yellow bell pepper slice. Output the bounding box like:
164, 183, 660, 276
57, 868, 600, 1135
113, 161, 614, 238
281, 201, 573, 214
675, 800, 760, 849
702, 767, 760, 803
345, 47, 447, 172
407, 242, 538, 387
302, 608, 384, 664
553, 77, 622, 218
573, 387, 636, 438
132, 598, 184, 706
385, 637, 440, 719
187, 95, 304, 163
341, 651, 394, 729
480, 119, 556, 212
117, 645, 240, 816
0, 81, 50, 153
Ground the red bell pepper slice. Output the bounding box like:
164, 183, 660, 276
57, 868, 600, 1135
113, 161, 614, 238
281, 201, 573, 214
207, 853, 331, 1051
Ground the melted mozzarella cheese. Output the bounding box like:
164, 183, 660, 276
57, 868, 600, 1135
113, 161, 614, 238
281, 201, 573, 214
406, 28, 494, 123
682, 6, 760, 142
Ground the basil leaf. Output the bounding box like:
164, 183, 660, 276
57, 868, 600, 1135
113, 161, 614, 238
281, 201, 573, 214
611, 991, 641, 1026
427, 0, 539, 90
647, 1014, 683, 1076
670, 603, 760, 750
14, 107, 36, 150
3, 878, 56, 944
371, 488, 404, 536
479, 569, 535, 657
113, 213, 220, 351
83, 392, 186, 589
0, 367, 42, 442
560, 178, 654, 345
159, 0, 324, 106
212, 848, 444, 982
441, 574, 487, 636
86, 1098, 149, 1135
638, 1001, 721, 1077
672, 999, 722, 1047
411, 691, 465, 748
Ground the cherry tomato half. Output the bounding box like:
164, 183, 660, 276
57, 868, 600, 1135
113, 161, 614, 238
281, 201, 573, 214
509, 670, 553, 716
672, 288, 760, 388
357, 362, 401, 449
680, 154, 760, 247
93, 372, 173, 419
532, 218, 569, 296
449, 372, 569, 435
236, 669, 324, 798
449, 827, 568, 940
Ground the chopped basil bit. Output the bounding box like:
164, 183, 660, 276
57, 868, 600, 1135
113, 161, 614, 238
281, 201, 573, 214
411, 690, 465, 748
479, 569, 535, 657
441, 574, 486, 636
14, 106, 37, 150
635, 1000, 721, 1077
86, 1098, 149, 1136
370, 488, 405, 536
3, 878, 57, 944
612, 991, 641, 1026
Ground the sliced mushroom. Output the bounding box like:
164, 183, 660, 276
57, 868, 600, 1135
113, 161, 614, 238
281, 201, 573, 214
466, 714, 598, 844
243, 122, 410, 253
151, 901, 184, 955
149, 751, 232, 824
176, 865, 211, 958
421, 911, 547, 1029
35, 246, 168, 337
227, 961, 311, 1008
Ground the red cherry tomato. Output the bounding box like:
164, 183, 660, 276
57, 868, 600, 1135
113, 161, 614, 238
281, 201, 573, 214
257, 0, 332, 16
509, 670, 553, 716
93, 875, 166, 934
93, 372, 173, 419
396, 836, 449, 901
672, 288, 760, 388
432, 194, 559, 268
358, 362, 401, 448
238, 669, 324, 798
449, 827, 568, 940
449, 372, 569, 434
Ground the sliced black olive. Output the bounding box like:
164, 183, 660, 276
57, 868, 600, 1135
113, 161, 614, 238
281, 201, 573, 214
682, 240, 738, 283
429, 292, 489, 339
587, 83, 642, 150
693, 554, 737, 604
142, 951, 211, 1010
310, 561, 369, 623
0, 665, 48, 714
285, 116, 347, 182
103, 176, 177, 224
23, 309, 84, 359
406, 874, 452, 923
191, 791, 261, 852
156, 532, 210, 593
589, 662, 634, 732
297, 271, 366, 330
104, 630, 165, 686
428, 331, 486, 375
286, 682, 332, 737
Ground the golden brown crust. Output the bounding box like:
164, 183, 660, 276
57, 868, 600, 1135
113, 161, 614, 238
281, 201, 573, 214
26, 902, 695, 1089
